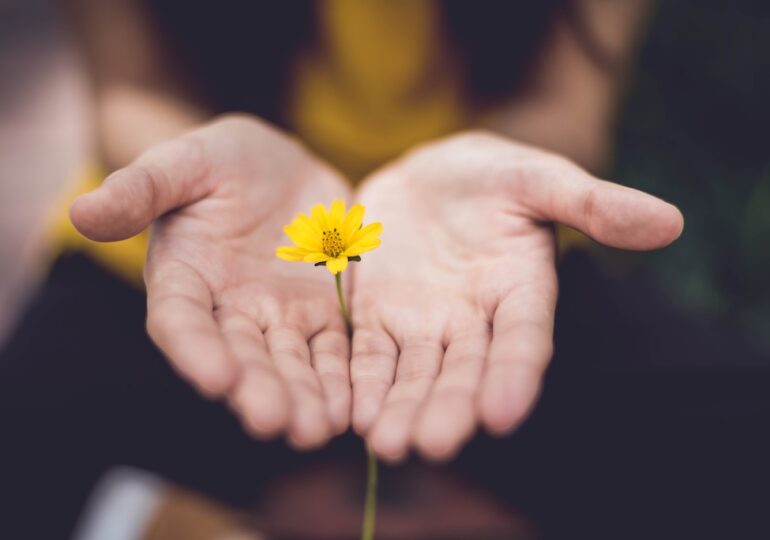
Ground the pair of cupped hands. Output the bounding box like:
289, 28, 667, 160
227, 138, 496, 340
71, 115, 683, 462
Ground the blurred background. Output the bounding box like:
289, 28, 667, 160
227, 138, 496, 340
1, 1, 769, 539
1, 0, 768, 355
0, 0, 89, 345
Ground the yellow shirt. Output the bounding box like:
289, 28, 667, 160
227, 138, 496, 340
48, 0, 585, 287
288, 0, 465, 181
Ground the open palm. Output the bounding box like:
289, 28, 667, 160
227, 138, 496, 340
71, 116, 351, 448
350, 132, 683, 461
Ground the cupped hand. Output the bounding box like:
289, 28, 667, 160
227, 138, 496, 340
350, 131, 683, 462
71, 115, 352, 448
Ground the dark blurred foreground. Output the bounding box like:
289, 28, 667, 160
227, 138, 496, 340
2, 252, 768, 539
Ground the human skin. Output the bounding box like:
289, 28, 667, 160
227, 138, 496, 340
66, 0, 666, 457
71, 118, 683, 458
350, 132, 682, 462
72, 116, 354, 449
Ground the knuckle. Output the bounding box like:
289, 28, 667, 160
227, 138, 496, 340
273, 340, 310, 363
396, 366, 437, 384
382, 395, 420, 412
353, 331, 396, 358
400, 337, 443, 359
318, 369, 349, 387
292, 376, 326, 402
350, 370, 389, 387
401, 332, 440, 348
312, 331, 350, 358
127, 164, 161, 219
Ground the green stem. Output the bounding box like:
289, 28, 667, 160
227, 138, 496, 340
333, 273, 377, 540
335, 272, 352, 333
362, 444, 378, 540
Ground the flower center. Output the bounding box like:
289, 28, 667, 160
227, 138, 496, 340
322, 228, 344, 258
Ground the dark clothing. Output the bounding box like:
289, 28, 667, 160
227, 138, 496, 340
2, 253, 768, 539
145, 0, 564, 120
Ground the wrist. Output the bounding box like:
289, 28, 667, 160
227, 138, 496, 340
96, 85, 208, 170
477, 95, 612, 174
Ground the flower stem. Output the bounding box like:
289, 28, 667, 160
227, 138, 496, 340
333, 273, 378, 540
361, 443, 378, 540
335, 272, 352, 333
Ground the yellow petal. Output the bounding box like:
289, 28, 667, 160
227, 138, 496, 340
311, 203, 330, 231
340, 203, 365, 244
328, 199, 346, 229
276, 246, 310, 261
325, 256, 348, 274
284, 225, 322, 251
350, 222, 383, 245
294, 213, 322, 237
303, 252, 329, 263
343, 238, 381, 257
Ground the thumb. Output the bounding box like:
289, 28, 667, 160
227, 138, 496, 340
515, 157, 684, 251
70, 137, 211, 242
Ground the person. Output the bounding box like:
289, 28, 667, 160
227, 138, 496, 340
65, 0, 686, 455
2, 1, 767, 538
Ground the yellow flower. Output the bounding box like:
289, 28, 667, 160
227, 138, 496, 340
276, 200, 382, 274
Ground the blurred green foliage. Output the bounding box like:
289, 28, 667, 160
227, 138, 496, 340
610, 0, 770, 348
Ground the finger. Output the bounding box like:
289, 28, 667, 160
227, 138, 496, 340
266, 325, 332, 449
70, 136, 212, 241
217, 308, 290, 438
350, 328, 399, 436
146, 260, 238, 397
414, 323, 489, 461
479, 271, 557, 436
309, 328, 351, 435
368, 337, 444, 462
512, 157, 684, 250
